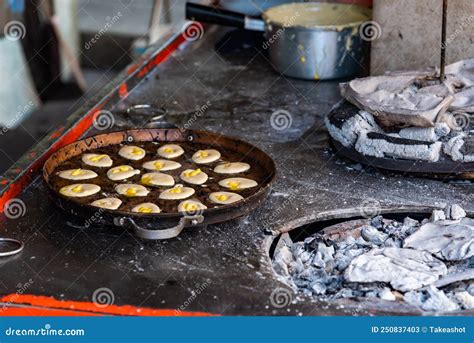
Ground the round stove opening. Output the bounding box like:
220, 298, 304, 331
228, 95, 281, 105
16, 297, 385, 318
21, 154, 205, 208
270, 205, 473, 314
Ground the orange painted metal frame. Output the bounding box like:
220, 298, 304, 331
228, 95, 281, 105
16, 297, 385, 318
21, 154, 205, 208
0, 294, 215, 316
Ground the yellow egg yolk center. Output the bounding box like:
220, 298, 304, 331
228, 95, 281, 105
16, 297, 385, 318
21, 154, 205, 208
71, 169, 85, 176
183, 203, 198, 211
90, 154, 107, 162
216, 194, 228, 201
72, 185, 83, 193
132, 148, 143, 155
184, 169, 201, 177
198, 151, 209, 158
138, 206, 152, 213
227, 181, 240, 190
126, 188, 137, 196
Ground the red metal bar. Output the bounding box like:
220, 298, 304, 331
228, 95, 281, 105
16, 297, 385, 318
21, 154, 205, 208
0, 294, 215, 316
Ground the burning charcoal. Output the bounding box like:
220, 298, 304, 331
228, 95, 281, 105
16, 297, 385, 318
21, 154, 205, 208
355, 131, 443, 162
361, 225, 388, 245
355, 236, 375, 248
403, 217, 419, 229
370, 216, 384, 229
335, 236, 357, 251
404, 286, 459, 312
334, 248, 365, 271
289, 259, 305, 275
404, 218, 474, 261
468, 284, 474, 296
396, 123, 450, 142
430, 209, 446, 222
324, 106, 383, 148
383, 238, 401, 248
453, 291, 474, 309
345, 247, 447, 291
444, 204, 467, 221
291, 242, 313, 265
335, 288, 356, 299
309, 242, 334, 268
444, 133, 474, 163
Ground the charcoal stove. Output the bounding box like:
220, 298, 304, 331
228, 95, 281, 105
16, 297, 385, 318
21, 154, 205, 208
326, 101, 474, 179
271, 207, 474, 315
0, 20, 473, 316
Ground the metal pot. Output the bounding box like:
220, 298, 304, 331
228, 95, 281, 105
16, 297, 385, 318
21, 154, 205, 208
186, 2, 371, 80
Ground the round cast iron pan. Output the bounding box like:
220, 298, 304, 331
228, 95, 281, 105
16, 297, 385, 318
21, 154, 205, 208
43, 129, 276, 239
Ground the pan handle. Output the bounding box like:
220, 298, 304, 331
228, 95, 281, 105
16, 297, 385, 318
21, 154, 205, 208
114, 215, 204, 240
185, 3, 264, 31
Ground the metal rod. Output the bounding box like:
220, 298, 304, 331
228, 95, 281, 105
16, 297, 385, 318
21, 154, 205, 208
440, 0, 448, 81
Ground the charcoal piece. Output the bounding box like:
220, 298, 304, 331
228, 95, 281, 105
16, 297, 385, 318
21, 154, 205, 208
370, 215, 384, 229
325, 109, 383, 148
434, 270, 474, 288
345, 247, 447, 291
430, 209, 446, 222
404, 286, 459, 312
355, 131, 442, 162
397, 123, 451, 142
444, 133, 474, 162
444, 204, 467, 221
361, 225, 388, 245
404, 218, 474, 261
379, 287, 396, 301
403, 216, 419, 228
453, 291, 474, 309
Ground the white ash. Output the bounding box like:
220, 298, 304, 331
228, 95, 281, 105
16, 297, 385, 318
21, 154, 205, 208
273, 205, 473, 312
355, 131, 442, 162
398, 123, 450, 142
404, 217, 473, 261
324, 110, 382, 148
404, 285, 460, 312
345, 247, 447, 292
444, 133, 474, 162
326, 110, 473, 163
